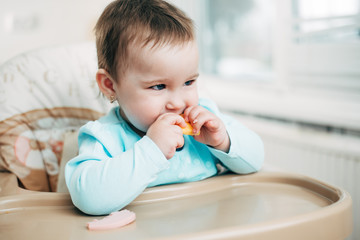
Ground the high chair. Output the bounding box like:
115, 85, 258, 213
0, 43, 353, 239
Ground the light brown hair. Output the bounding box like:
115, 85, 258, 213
94, 0, 195, 81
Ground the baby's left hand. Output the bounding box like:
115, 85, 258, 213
183, 106, 230, 153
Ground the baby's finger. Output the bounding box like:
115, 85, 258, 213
182, 105, 197, 122
160, 113, 187, 128
192, 111, 219, 134
176, 132, 185, 148
190, 112, 208, 133
204, 119, 221, 131
185, 106, 204, 124
175, 117, 187, 129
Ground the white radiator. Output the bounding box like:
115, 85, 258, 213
232, 113, 360, 240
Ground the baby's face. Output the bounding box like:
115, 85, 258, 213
114, 40, 199, 133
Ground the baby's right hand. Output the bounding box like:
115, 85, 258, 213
146, 113, 187, 159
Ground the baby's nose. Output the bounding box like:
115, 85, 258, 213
166, 95, 185, 112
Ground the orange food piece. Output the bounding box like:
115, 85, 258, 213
182, 122, 195, 135
180, 114, 200, 136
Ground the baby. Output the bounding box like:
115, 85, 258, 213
65, 0, 264, 215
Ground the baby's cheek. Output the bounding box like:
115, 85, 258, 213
186, 88, 199, 105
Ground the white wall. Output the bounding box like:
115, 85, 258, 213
0, 0, 113, 64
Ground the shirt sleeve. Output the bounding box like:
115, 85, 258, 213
65, 123, 169, 215
200, 99, 264, 174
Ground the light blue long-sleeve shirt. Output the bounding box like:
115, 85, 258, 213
65, 99, 264, 215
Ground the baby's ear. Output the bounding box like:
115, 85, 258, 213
96, 69, 116, 99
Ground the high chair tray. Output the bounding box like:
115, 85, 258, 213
0, 171, 352, 240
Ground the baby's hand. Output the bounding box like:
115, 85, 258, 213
147, 113, 187, 159
183, 106, 230, 153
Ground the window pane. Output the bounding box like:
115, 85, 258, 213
292, 0, 360, 43
200, 0, 275, 81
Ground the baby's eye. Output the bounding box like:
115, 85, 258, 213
184, 80, 195, 86
151, 84, 166, 90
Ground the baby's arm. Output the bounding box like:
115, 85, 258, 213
65, 125, 169, 215
208, 113, 264, 174
194, 99, 264, 174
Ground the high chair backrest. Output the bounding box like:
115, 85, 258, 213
0, 42, 112, 192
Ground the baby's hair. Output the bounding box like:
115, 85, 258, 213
94, 0, 195, 81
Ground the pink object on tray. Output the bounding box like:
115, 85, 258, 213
87, 209, 136, 231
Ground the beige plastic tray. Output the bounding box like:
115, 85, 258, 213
0, 171, 352, 240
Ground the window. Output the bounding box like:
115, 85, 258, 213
199, 0, 275, 82
170, 0, 360, 131
198, 0, 360, 91
289, 0, 360, 91
293, 0, 359, 44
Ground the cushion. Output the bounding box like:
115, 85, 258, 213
0, 42, 112, 192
